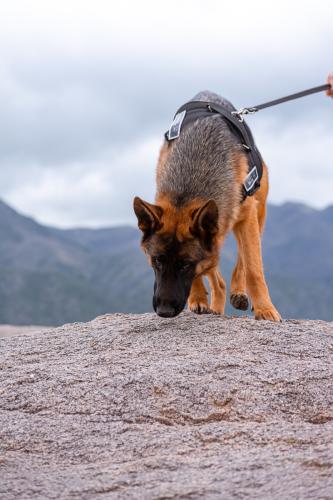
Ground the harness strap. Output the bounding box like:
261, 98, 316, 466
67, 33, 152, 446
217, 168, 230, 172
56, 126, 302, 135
165, 100, 263, 199
164, 83, 330, 202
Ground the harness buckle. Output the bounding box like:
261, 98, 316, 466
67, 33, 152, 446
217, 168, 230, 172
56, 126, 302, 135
232, 107, 258, 122
167, 110, 187, 140
243, 166, 259, 194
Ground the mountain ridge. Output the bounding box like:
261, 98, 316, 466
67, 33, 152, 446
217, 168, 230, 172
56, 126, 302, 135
0, 199, 332, 325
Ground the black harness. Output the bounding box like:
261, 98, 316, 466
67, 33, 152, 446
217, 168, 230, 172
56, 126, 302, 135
163, 83, 330, 199
164, 100, 263, 199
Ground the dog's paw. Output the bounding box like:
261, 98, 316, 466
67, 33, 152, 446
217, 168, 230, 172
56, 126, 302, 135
230, 293, 249, 311
208, 303, 225, 315
209, 308, 224, 315
254, 305, 282, 322
189, 301, 211, 314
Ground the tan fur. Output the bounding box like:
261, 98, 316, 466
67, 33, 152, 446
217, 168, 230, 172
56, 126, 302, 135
187, 276, 210, 313
230, 164, 280, 320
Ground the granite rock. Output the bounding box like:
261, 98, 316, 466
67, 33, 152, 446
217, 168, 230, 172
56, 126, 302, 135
0, 312, 332, 499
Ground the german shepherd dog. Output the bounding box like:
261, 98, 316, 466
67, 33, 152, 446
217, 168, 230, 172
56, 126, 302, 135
133, 91, 281, 321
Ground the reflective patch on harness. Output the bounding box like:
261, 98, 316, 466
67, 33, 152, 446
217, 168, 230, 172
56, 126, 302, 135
167, 110, 186, 140
243, 166, 259, 193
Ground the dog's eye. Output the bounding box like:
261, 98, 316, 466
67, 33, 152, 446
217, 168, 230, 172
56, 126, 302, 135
152, 256, 165, 269
179, 261, 193, 272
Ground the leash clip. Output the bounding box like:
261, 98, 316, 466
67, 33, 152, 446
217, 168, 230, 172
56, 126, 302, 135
232, 107, 258, 122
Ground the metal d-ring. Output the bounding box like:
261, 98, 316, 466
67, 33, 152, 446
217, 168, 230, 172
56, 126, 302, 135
232, 107, 258, 122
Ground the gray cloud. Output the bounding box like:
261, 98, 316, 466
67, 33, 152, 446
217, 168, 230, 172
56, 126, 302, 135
0, 0, 332, 227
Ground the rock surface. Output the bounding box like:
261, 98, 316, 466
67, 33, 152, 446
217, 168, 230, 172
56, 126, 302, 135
0, 312, 332, 499
0, 325, 49, 338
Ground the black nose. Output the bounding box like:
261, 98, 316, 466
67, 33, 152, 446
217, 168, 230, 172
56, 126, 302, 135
156, 305, 178, 318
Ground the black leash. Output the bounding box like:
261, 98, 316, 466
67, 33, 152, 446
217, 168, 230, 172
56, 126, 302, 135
165, 82, 331, 200
233, 83, 330, 121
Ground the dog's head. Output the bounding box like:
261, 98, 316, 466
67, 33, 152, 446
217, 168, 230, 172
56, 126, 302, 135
133, 196, 220, 317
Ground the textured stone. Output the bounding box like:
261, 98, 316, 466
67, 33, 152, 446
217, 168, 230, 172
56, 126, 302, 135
0, 312, 332, 499
0, 326, 49, 338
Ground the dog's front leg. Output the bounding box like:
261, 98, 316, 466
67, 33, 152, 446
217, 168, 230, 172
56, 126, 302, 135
207, 267, 226, 314
188, 276, 210, 314
233, 206, 281, 321
230, 250, 249, 311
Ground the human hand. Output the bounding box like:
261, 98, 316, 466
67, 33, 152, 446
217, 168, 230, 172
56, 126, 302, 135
327, 73, 333, 97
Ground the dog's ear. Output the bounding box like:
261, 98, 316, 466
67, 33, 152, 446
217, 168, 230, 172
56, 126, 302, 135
191, 199, 219, 248
133, 197, 163, 237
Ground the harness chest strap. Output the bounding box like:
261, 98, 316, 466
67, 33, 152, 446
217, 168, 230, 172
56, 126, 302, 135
164, 100, 263, 199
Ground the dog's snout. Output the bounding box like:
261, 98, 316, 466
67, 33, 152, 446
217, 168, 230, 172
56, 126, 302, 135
156, 306, 177, 318
154, 298, 180, 318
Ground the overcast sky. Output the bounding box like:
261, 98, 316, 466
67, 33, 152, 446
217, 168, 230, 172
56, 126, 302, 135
0, 0, 332, 227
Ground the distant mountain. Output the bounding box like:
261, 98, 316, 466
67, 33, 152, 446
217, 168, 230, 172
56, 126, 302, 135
0, 199, 332, 325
